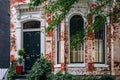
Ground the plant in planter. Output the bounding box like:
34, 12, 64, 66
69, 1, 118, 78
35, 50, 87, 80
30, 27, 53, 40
16, 48, 25, 75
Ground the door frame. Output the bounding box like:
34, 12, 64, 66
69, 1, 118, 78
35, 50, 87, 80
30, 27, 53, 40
16, 19, 45, 58
22, 22, 41, 53
22, 21, 41, 71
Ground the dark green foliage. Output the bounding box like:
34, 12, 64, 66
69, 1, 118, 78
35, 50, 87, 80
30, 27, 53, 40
29, 0, 79, 32
100, 74, 114, 80
26, 57, 114, 80
29, 0, 120, 46
17, 49, 25, 65
47, 73, 114, 80
26, 57, 52, 80
81, 75, 114, 80
70, 29, 84, 50
48, 72, 81, 80
81, 75, 100, 80
93, 15, 106, 33
18, 48, 25, 56
17, 58, 22, 64
7, 62, 17, 80
29, 0, 113, 32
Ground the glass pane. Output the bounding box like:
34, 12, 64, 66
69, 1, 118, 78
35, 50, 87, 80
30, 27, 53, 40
94, 15, 105, 63
23, 21, 40, 29
57, 24, 61, 64
70, 15, 84, 63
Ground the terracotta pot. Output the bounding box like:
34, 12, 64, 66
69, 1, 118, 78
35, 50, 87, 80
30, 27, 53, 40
16, 65, 23, 75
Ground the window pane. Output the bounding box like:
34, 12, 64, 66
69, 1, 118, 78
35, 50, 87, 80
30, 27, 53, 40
23, 21, 40, 29
57, 24, 61, 64
94, 16, 105, 63
70, 15, 84, 63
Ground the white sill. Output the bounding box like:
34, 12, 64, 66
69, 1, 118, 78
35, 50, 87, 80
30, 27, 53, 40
94, 64, 109, 67
67, 63, 85, 68
54, 64, 108, 68
54, 64, 61, 68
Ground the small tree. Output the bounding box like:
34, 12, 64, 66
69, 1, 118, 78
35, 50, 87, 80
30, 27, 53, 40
17, 48, 25, 65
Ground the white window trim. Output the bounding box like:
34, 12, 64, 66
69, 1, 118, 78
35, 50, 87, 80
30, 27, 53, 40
54, 64, 61, 68
94, 64, 108, 67
55, 27, 58, 64
93, 15, 107, 65
67, 63, 85, 68
23, 28, 41, 32
68, 14, 85, 64
55, 24, 61, 64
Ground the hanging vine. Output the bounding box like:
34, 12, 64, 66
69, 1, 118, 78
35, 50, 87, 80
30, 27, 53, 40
29, 0, 117, 31
29, 0, 120, 49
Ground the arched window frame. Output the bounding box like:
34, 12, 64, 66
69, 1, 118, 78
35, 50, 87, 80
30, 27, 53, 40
93, 15, 107, 64
69, 15, 85, 63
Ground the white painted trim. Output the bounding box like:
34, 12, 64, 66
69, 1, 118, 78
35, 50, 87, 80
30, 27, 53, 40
54, 64, 61, 68
93, 15, 107, 64
66, 12, 86, 24
55, 27, 57, 64
67, 63, 85, 68
94, 64, 109, 67
21, 11, 40, 15
20, 18, 42, 24
23, 29, 41, 32
41, 27, 45, 55
66, 13, 86, 63
16, 19, 45, 56
105, 19, 107, 64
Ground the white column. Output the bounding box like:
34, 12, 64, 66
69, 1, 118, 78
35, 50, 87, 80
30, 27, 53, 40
16, 21, 22, 51
41, 27, 45, 55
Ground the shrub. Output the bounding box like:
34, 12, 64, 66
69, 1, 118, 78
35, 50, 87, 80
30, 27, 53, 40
7, 62, 17, 80
82, 75, 100, 80
18, 48, 25, 56
48, 72, 81, 80
27, 57, 52, 80
100, 74, 114, 80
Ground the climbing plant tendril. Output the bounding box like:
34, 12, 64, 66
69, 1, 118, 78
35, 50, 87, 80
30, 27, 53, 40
29, 0, 118, 32
29, 0, 120, 50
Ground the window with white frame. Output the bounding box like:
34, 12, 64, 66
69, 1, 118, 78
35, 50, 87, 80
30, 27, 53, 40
94, 15, 106, 63
70, 15, 84, 63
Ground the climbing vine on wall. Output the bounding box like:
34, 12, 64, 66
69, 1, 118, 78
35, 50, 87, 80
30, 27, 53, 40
30, 0, 79, 32
29, 0, 120, 49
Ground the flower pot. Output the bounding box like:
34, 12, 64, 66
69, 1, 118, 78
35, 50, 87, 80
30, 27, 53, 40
16, 65, 23, 75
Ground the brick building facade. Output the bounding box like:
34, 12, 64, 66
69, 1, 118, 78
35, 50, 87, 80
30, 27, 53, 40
10, 0, 120, 77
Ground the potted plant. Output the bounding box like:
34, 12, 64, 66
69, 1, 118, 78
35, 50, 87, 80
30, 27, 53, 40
16, 48, 25, 75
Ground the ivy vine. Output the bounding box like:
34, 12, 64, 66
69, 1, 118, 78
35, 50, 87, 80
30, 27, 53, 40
29, 0, 120, 50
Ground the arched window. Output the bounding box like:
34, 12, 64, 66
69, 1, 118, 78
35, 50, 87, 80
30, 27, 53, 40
70, 15, 84, 63
94, 15, 105, 63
